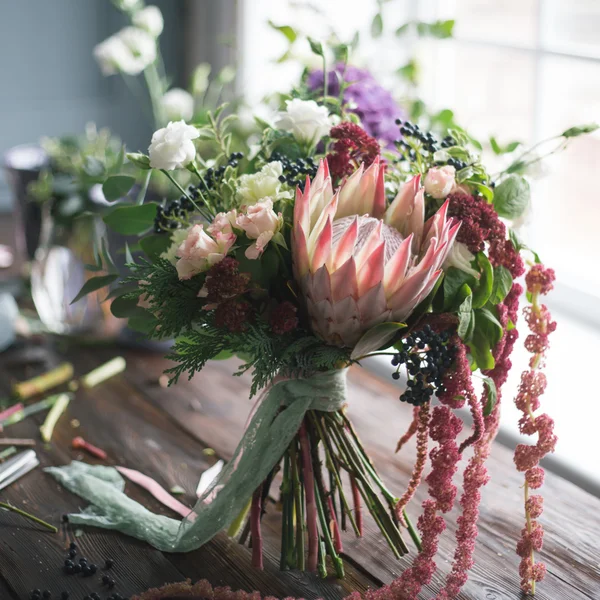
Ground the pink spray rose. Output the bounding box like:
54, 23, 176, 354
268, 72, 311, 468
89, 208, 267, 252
175, 224, 235, 280
424, 165, 456, 199
236, 198, 282, 260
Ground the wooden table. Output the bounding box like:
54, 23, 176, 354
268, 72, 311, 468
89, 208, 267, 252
0, 341, 598, 600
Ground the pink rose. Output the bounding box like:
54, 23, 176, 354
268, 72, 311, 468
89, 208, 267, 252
175, 224, 235, 280
424, 165, 456, 199
236, 198, 282, 260
208, 210, 237, 236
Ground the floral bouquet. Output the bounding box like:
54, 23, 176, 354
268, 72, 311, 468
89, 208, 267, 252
63, 42, 599, 596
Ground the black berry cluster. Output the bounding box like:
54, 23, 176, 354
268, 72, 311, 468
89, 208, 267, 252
201, 151, 244, 191
391, 326, 456, 406
271, 151, 318, 191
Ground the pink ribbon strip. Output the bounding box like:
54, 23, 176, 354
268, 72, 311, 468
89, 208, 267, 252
116, 466, 192, 518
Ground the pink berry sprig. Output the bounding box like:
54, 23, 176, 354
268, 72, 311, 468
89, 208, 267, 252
514, 265, 558, 595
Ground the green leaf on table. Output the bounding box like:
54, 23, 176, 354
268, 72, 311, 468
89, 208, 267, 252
70, 274, 118, 305
102, 175, 136, 202
371, 12, 383, 37
472, 253, 493, 308
103, 203, 158, 235
490, 266, 513, 304
351, 321, 407, 359
307, 37, 324, 57
267, 21, 297, 43
140, 234, 171, 261
493, 174, 530, 219
561, 123, 599, 138
482, 376, 498, 416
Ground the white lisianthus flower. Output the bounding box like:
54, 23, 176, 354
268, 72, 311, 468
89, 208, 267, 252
424, 165, 456, 199
236, 198, 282, 260
161, 88, 194, 122
275, 99, 333, 145
443, 241, 480, 279
160, 227, 192, 265
148, 121, 200, 170
132, 5, 164, 38
175, 224, 236, 279
236, 161, 291, 206
93, 36, 132, 76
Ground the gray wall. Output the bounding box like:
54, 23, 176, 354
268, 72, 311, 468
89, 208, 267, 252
0, 0, 186, 209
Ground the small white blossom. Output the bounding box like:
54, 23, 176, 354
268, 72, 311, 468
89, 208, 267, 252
132, 5, 164, 38
118, 27, 157, 71
236, 161, 291, 206
148, 120, 200, 170
161, 88, 194, 122
275, 99, 333, 145
93, 36, 132, 76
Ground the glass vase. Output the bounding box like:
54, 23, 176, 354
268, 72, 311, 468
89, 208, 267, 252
30, 208, 123, 338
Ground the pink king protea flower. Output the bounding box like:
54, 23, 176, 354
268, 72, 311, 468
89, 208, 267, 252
292, 158, 459, 348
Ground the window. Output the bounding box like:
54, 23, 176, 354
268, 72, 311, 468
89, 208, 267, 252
239, 0, 600, 493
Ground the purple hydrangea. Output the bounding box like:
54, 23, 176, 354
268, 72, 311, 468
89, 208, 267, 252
307, 64, 405, 147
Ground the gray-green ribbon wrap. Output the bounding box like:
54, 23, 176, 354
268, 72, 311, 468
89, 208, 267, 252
45, 369, 347, 552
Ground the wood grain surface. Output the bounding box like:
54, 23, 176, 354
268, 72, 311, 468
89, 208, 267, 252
0, 341, 598, 600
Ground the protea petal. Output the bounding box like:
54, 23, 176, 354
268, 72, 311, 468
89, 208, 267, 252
293, 159, 457, 348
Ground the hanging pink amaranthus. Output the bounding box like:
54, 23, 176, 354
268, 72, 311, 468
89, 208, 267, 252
513, 265, 557, 595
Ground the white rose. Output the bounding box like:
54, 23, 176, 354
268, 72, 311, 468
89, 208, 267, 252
424, 165, 456, 199
114, 0, 140, 11
275, 99, 333, 145
148, 120, 200, 170
93, 35, 132, 76
161, 88, 194, 122
160, 226, 192, 265
175, 224, 236, 279
236, 198, 282, 260
132, 5, 164, 38
236, 161, 291, 206
443, 241, 480, 279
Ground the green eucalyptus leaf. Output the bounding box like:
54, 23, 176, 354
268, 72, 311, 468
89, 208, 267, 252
126, 152, 151, 170
140, 234, 172, 261
267, 21, 297, 43
416, 19, 454, 38
110, 294, 140, 319
102, 175, 136, 202
493, 174, 530, 219
561, 123, 599, 138
127, 308, 158, 334
395, 22, 411, 37
371, 12, 383, 37
71, 274, 118, 305
103, 203, 158, 235
307, 37, 324, 57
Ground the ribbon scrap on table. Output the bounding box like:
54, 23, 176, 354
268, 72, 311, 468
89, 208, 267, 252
45, 369, 347, 552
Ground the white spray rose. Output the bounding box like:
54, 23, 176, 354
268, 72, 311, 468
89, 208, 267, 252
275, 99, 333, 145
118, 27, 157, 71
236, 198, 282, 260
236, 161, 291, 206
161, 88, 194, 122
424, 165, 456, 199
175, 224, 236, 280
132, 5, 164, 38
443, 241, 480, 279
148, 121, 200, 170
